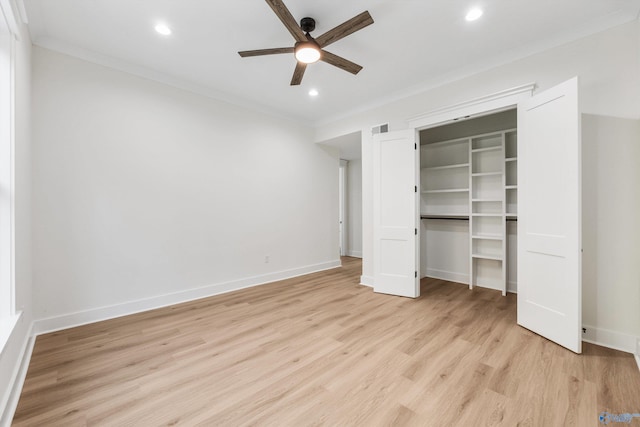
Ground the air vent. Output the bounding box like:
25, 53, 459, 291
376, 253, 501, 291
371, 123, 389, 135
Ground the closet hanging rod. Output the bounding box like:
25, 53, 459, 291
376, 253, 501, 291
420, 215, 518, 222
420, 215, 469, 221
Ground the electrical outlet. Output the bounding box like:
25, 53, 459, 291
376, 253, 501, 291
264, 255, 270, 264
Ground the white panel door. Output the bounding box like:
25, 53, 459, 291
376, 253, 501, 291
373, 130, 419, 298
517, 77, 582, 353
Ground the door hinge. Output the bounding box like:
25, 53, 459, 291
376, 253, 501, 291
415, 143, 417, 150
415, 271, 418, 278
415, 185, 417, 193
415, 228, 417, 235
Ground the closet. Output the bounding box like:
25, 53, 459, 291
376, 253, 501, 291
419, 110, 518, 295
372, 78, 581, 353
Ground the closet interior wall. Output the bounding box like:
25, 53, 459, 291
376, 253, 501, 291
419, 110, 518, 293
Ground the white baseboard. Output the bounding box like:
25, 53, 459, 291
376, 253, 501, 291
360, 275, 374, 288
634, 337, 640, 373
424, 268, 468, 285
475, 281, 503, 292
0, 322, 34, 427
33, 260, 341, 336
582, 325, 639, 355
346, 250, 362, 258
423, 268, 518, 294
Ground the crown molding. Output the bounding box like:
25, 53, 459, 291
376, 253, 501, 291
407, 83, 536, 130
23, 7, 640, 129
33, 37, 315, 128
0, 0, 20, 35
315, 14, 638, 128
13, 0, 26, 24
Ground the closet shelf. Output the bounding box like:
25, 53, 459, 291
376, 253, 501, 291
506, 157, 517, 162
471, 213, 502, 217
423, 137, 470, 148
422, 188, 469, 194
471, 146, 502, 154
472, 172, 502, 177
472, 234, 503, 241
472, 198, 502, 202
422, 163, 469, 171
506, 185, 518, 190
472, 253, 504, 261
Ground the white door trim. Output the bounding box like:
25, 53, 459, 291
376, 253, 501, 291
339, 160, 348, 257
407, 83, 536, 130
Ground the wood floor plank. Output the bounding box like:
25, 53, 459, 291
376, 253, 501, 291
12, 257, 640, 426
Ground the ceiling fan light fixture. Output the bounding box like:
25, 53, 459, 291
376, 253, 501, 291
295, 42, 321, 64
238, 1, 373, 85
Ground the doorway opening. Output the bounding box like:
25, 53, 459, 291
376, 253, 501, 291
339, 160, 347, 256
319, 131, 363, 261
419, 109, 518, 295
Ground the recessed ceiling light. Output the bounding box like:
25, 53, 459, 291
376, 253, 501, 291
309, 89, 319, 97
155, 23, 172, 36
465, 8, 483, 22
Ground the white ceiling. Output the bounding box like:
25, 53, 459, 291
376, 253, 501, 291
23, 0, 640, 126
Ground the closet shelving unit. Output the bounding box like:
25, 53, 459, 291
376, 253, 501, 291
469, 132, 506, 295
505, 131, 518, 219
420, 138, 470, 217
420, 128, 517, 295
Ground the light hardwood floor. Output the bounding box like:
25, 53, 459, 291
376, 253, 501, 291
13, 257, 640, 426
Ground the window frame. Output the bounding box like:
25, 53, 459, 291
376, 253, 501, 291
0, 0, 18, 353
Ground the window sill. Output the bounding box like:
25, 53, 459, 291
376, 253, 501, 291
0, 311, 22, 356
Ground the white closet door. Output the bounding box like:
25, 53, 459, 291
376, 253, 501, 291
517, 77, 582, 353
373, 130, 419, 298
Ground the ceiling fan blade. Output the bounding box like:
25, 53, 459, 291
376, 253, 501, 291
238, 47, 294, 57
265, 0, 307, 43
290, 62, 307, 85
320, 50, 363, 75
315, 11, 374, 48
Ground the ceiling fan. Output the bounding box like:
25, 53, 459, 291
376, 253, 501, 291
238, 0, 374, 86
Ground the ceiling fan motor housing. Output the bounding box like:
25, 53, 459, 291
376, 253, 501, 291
300, 17, 316, 33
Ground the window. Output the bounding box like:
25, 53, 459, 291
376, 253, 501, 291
0, 1, 17, 349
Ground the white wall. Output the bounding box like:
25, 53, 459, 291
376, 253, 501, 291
582, 114, 640, 341
421, 219, 469, 284
316, 21, 640, 351
31, 47, 340, 331
0, 23, 33, 425
346, 159, 362, 258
